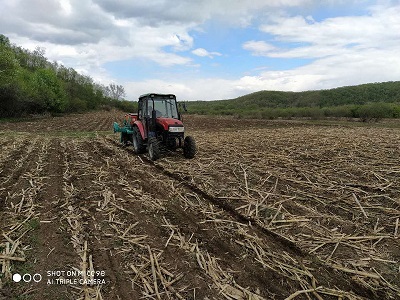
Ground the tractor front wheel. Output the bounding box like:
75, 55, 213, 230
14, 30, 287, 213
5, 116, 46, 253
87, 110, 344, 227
183, 136, 196, 159
133, 128, 145, 154
148, 138, 160, 161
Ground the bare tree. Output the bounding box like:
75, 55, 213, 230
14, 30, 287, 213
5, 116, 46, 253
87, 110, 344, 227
107, 83, 126, 100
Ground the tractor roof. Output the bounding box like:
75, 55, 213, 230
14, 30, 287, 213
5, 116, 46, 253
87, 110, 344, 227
139, 93, 176, 99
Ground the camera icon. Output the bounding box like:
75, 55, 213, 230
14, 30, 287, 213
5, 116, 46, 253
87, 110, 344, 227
13, 273, 42, 283
12, 274, 22, 283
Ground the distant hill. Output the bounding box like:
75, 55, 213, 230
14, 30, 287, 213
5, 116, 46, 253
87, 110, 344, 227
185, 82, 400, 120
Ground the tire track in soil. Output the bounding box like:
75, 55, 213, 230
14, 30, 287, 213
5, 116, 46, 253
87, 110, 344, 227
71, 141, 218, 299
63, 140, 136, 300
101, 139, 308, 297
98, 116, 112, 132
28, 138, 77, 300
0, 137, 27, 163
106, 137, 383, 300
181, 136, 400, 296
0, 137, 12, 148
97, 139, 347, 298
0, 138, 26, 209
0, 138, 36, 190
90, 139, 282, 298
0, 138, 41, 214
0, 138, 47, 299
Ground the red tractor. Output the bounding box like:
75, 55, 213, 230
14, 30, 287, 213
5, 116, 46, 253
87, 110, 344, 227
113, 93, 196, 161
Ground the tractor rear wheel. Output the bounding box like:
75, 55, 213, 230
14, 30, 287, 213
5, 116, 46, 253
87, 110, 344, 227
148, 138, 160, 161
183, 136, 196, 159
133, 128, 145, 154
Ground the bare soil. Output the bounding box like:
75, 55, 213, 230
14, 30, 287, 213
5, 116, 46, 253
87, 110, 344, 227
1, 112, 399, 300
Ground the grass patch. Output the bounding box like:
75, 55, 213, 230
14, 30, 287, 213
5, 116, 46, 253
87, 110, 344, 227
25, 218, 40, 230
38, 130, 110, 138
302, 118, 400, 129
0, 130, 111, 138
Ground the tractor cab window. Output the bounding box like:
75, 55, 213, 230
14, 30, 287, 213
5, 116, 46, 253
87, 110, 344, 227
152, 97, 178, 119
138, 100, 144, 119
147, 104, 153, 117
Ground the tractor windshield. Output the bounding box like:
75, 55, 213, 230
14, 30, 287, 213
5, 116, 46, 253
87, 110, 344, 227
152, 97, 179, 119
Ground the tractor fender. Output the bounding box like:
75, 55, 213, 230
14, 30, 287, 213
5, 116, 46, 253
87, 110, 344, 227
133, 121, 146, 139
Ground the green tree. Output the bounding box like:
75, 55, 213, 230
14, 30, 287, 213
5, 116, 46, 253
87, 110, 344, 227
0, 38, 23, 117
0, 42, 20, 87
358, 102, 395, 121
32, 68, 67, 112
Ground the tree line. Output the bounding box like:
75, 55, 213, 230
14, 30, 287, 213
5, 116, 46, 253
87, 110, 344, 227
186, 82, 400, 120
0, 34, 135, 117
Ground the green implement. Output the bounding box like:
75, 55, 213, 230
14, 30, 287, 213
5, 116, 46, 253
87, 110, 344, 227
113, 122, 134, 134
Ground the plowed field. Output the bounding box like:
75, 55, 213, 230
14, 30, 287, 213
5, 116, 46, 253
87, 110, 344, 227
1, 111, 399, 300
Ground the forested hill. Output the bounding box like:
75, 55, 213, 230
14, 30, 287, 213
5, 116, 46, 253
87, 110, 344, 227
0, 34, 134, 117
232, 81, 400, 107
186, 81, 400, 119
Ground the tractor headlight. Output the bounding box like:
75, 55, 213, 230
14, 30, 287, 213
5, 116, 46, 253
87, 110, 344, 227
169, 126, 184, 133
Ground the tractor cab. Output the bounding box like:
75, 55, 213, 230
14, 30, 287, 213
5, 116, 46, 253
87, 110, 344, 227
139, 93, 180, 120
113, 93, 196, 161
137, 93, 183, 139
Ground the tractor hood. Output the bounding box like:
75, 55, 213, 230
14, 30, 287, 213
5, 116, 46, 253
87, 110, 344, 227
156, 117, 183, 131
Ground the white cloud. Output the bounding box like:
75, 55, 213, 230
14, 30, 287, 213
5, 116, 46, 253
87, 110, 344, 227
2, 0, 196, 69
237, 3, 400, 96
257, 4, 400, 58
59, 0, 73, 16
122, 37, 400, 100
144, 2, 400, 99
242, 41, 276, 56
124, 78, 238, 101
95, 0, 311, 27
2, 1, 400, 101
0, 0, 312, 83
233, 45, 400, 94
191, 48, 222, 58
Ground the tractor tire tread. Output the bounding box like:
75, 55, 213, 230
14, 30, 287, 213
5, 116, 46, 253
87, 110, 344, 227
148, 137, 160, 161
133, 127, 146, 154
183, 136, 196, 159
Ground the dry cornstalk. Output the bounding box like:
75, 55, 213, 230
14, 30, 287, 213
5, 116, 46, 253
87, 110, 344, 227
0, 255, 25, 262
325, 241, 340, 263
131, 264, 154, 293
241, 165, 250, 199
110, 202, 136, 216
81, 241, 88, 283
271, 218, 310, 224
331, 265, 380, 279
88, 254, 94, 284
268, 204, 282, 227
147, 246, 161, 300
284, 287, 321, 300
122, 222, 139, 238
352, 193, 368, 218
165, 230, 175, 248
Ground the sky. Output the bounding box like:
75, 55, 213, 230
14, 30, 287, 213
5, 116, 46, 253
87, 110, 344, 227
1, 0, 400, 100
